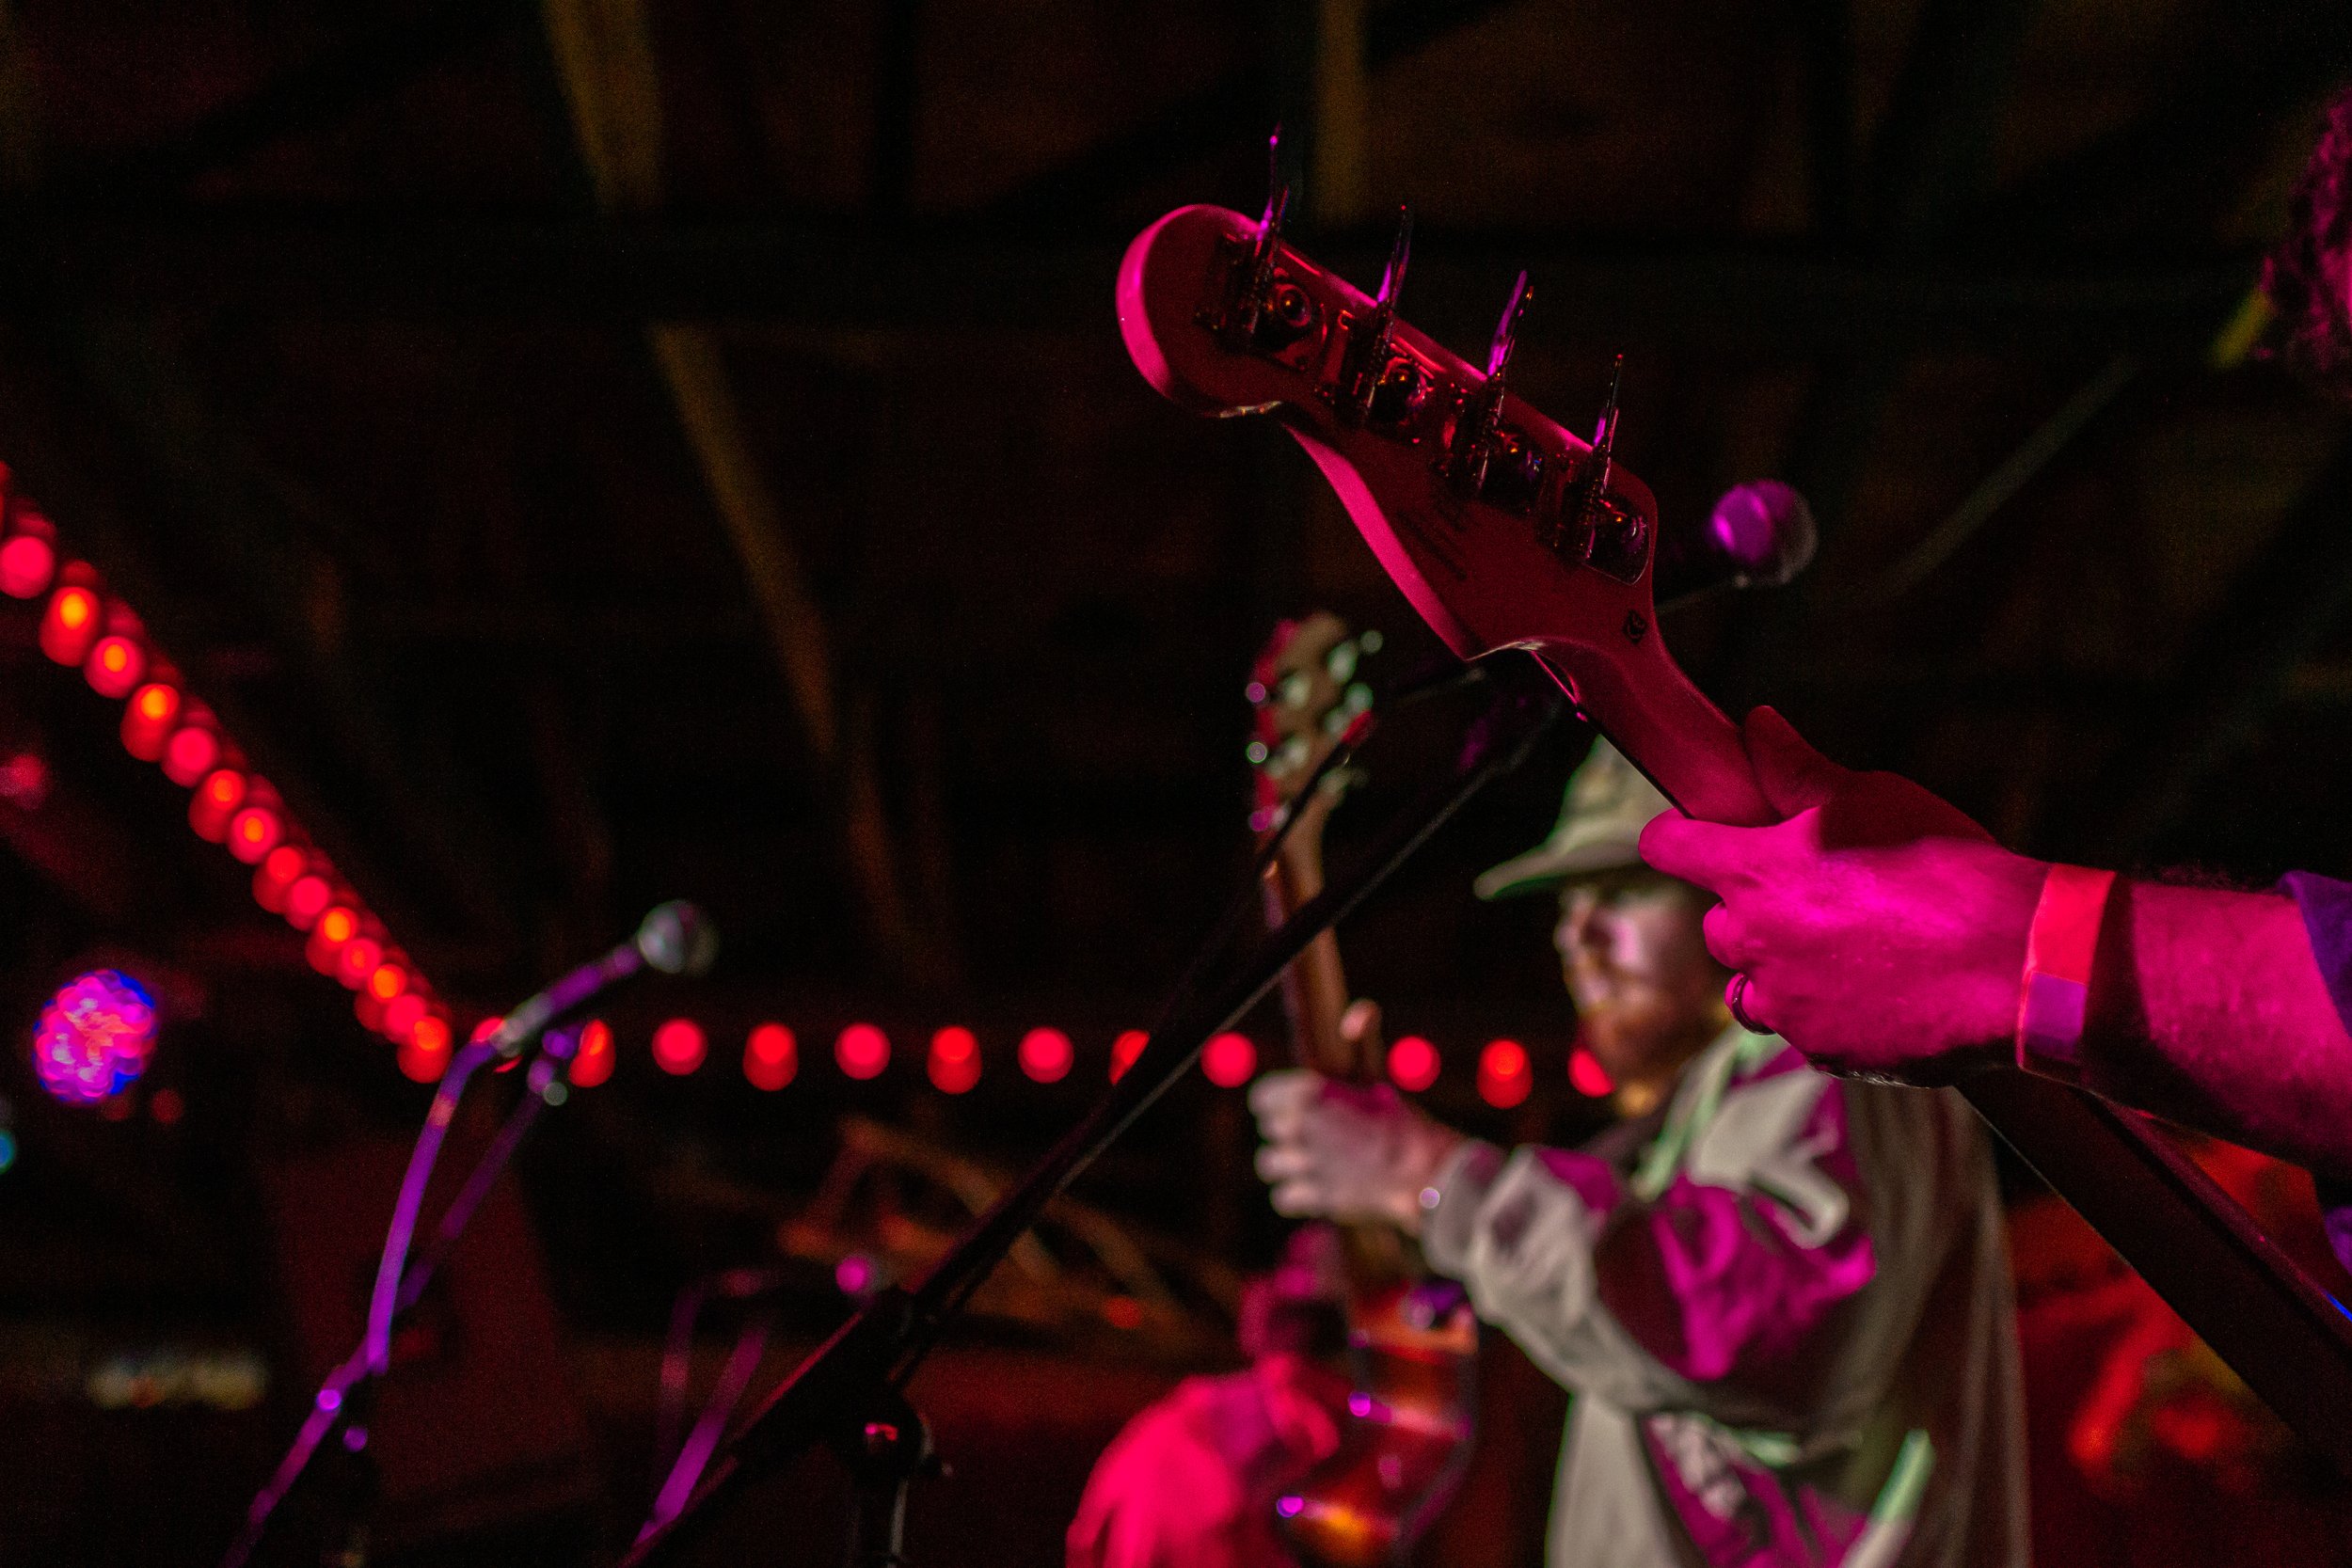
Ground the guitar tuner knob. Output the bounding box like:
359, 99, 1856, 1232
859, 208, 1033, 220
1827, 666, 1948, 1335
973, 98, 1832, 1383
1279, 672, 1312, 707
1246, 739, 1271, 765
1326, 641, 1358, 682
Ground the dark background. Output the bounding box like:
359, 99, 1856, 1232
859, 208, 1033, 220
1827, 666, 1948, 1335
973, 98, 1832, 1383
0, 1, 2348, 1562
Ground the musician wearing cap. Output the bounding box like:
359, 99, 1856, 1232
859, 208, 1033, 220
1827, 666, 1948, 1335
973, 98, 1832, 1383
1248, 739, 2026, 1567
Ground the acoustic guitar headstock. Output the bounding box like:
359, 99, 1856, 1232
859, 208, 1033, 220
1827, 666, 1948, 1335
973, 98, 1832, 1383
1120, 147, 1772, 828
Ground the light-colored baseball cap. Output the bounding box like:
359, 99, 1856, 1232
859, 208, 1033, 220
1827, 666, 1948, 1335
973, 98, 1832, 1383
1473, 738, 1674, 900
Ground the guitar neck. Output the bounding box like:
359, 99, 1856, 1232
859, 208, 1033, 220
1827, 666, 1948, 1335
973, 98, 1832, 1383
1262, 792, 1368, 1080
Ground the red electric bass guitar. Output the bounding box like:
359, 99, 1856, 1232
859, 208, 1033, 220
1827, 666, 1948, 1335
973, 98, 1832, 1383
1246, 611, 1476, 1566
1117, 172, 2352, 1478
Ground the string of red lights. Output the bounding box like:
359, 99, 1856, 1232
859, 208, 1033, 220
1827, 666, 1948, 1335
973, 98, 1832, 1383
1, 470, 457, 1083
2, 472, 1587, 1112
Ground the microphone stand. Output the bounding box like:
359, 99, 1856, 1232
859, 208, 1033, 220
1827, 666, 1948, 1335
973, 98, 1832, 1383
622, 664, 1566, 1568
219, 1043, 575, 1568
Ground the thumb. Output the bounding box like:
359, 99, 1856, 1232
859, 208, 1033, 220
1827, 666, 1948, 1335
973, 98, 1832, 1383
1637, 810, 1757, 895
1744, 705, 1851, 817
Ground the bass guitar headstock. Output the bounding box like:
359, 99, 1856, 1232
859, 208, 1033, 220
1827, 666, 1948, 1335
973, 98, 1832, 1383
1120, 163, 1772, 828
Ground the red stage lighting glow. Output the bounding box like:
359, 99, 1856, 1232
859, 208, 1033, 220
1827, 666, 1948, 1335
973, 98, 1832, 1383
306, 905, 357, 974
571, 1020, 615, 1087
1567, 1044, 1614, 1099
1478, 1039, 1533, 1108
188, 768, 246, 841
835, 1022, 889, 1081
1109, 1029, 1148, 1083
1018, 1026, 1073, 1084
381, 991, 427, 1043
283, 873, 333, 931
1202, 1032, 1257, 1087
399, 1014, 452, 1082
367, 962, 408, 1004
161, 722, 221, 787
335, 937, 383, 991
40, 583, 99, 666
743, 1023, 795, 1090
227, 803, 283, 864
253, 844, 307, 912
121, 683, 181, 760
929, 1026, 980, 1094
1388, 1036, 1441, 1093
652, 1018, 707, 1076
0, 531, 55, 599
85, 634, 144, 699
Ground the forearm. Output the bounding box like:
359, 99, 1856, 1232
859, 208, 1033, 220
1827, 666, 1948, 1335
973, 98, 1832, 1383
2083, 879, 2352, 1182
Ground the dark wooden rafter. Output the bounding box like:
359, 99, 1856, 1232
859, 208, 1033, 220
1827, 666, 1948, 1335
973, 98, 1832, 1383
63, 0, 532, 201
0, 212, 2250, 350
987, 0, 1525, 219
538, 0, 957, 991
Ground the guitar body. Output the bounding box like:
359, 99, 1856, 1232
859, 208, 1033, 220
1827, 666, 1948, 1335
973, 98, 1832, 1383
1248, 615, 1476, 1567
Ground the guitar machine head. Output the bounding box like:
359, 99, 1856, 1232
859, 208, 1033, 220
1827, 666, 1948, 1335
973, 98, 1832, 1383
1119, 141, 1777, 828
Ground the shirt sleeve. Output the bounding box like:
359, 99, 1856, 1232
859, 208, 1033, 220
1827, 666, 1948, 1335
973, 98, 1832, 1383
1419, 1063, 1877, 1431
2278, 871, 2352, 1275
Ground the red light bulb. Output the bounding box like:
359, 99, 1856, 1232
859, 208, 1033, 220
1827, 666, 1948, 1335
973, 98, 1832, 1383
84, 634, 145, 699
571, 1020, 615, 1087
226, 803, 283, 865
1108, 1029, 1149, 1083
252, 844, 308, 911
188, 769, 246, 841
0, 531, 55, 599
161, 722, 221, 787
306, 905, 358, 974
283, 873, 333, 931
928, 1026, 980, 1094
1018, 1026, 1073, 1084
1477, 1039, 1532, 1108
367, 962, 408, 1004
399, 1014, 452, 1082
1388, 1036, 1441, 1093
40, 582, 100, 666
744, 1023, 795, 1090
652, 1018, 707, 1075
381, 991, 427, 1043
335, 937, 383, 991
1202, 1032, 1257, 1087
835, 1023, 890, 1081
120, 683, 181, 761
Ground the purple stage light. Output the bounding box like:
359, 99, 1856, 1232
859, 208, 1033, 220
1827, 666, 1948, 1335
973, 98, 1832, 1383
33, 969, 157, 1105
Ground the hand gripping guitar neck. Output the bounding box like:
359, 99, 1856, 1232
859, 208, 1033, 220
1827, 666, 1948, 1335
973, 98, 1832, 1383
1119, 197, 1772, 826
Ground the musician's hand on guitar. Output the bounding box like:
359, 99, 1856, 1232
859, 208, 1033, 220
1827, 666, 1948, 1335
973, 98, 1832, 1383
1250, 1069, 1463, 1232
1639, 706, 2044, 1084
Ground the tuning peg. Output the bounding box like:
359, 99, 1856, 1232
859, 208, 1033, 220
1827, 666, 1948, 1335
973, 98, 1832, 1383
1586, 351, 1626, 499
1486, 270, 1530, 383
1256, 123, 1292, 260
1376, 203, 1413, 309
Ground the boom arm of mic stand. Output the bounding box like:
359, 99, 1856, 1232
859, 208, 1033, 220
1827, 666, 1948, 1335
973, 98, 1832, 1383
620, 669, 1568, 1568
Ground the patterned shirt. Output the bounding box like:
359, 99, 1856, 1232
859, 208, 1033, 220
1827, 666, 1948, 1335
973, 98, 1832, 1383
1421, 1026, 2027, 1568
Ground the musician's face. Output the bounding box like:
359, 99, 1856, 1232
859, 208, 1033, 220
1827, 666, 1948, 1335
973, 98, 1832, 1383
1556, 869, 1730, 1095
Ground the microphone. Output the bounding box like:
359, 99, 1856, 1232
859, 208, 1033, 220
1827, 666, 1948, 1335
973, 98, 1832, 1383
1653, 480, 1818, 611
1384, 481, 1820, 706
488, 899, 718, 1056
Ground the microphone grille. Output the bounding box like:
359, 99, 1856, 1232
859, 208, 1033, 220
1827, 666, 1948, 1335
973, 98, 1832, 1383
1707, 480, 1817, 588
637, 901, 719, 976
